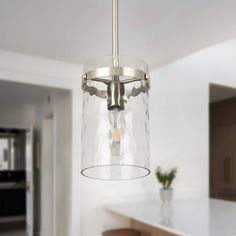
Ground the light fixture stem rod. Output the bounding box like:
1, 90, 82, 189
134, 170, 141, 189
112, 0, 119, 65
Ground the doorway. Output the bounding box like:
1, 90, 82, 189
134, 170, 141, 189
210, 83, 236, 201
0, 80, 72, 236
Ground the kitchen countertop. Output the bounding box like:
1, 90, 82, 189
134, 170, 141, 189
104, 197, 236, 236
0, 182, 26, 190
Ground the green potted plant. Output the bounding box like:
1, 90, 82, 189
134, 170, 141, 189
155, 167, 177, 203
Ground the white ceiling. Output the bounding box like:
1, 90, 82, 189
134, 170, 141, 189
0, 0, 236, 68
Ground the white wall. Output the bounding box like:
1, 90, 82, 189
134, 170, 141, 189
0, 105, 36, 128
1, 38, 236, 236
146, 38, 236, 199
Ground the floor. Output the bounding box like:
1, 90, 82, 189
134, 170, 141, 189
0, 222, 27, 236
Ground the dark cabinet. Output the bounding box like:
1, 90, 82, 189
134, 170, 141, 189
210, 97, 236, 201
0, 171, 26, 217
0, 189, 26, 216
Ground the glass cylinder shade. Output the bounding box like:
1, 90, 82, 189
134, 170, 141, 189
81, 56, 150, 180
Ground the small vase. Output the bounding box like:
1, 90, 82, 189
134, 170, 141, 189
160, 188, 173, 203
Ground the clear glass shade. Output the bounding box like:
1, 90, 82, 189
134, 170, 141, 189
81, 56, 150, 180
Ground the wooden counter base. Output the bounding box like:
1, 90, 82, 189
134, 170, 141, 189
131, 219, 177, 236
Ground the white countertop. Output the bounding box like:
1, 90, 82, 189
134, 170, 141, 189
104, 197, 236, 236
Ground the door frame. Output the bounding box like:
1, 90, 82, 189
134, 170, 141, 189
0, 51, 82, 236
26, 126, 34, 236
41, 116, 55, 236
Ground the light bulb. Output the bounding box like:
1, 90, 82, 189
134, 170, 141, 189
109, 109, 122, 156
112, 127, 121, 143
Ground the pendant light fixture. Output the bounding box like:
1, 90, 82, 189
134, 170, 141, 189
81, 0, 150, 180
